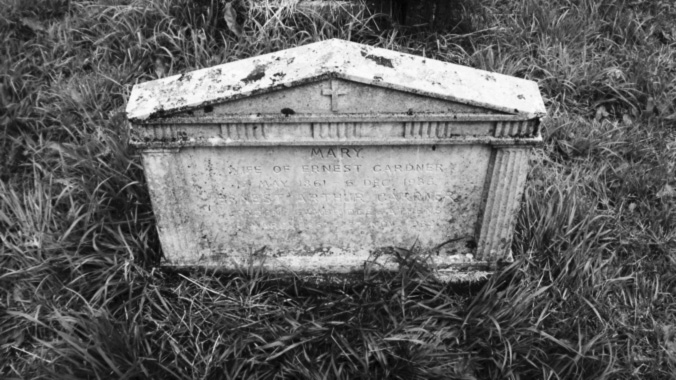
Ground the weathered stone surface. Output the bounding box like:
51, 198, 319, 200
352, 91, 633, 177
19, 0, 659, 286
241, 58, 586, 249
143, 144, 489, 267
127, 39, 544, 277
126, 39, 545, 122
295, 0, 363, 16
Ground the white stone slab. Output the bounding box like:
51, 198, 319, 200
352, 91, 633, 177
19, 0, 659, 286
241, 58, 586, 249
295, 0, 363, 15
127, 39, 545, 277
127, 39, 546, 122
143, 145, 489, 266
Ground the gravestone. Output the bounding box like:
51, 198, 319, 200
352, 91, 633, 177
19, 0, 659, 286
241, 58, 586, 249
126, 39, 545, 278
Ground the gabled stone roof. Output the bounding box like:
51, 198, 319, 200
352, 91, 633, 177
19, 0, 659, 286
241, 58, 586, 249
126, 39, 546, 122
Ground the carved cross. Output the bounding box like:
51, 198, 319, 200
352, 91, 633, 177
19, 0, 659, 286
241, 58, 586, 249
321, 80, 348, 112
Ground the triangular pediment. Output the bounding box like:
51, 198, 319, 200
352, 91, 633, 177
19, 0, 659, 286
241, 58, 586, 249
126, 39, 546, 122
164, 78, 499, 118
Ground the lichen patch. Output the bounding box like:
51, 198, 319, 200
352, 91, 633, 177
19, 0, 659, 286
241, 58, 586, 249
242, 64, 268, 84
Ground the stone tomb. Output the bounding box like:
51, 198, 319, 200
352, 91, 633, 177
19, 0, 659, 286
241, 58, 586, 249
126, 39, 545, 275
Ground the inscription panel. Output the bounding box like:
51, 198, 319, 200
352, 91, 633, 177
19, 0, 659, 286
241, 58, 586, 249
154, 145, 492, 262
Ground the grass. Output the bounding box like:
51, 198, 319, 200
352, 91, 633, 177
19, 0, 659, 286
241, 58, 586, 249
1, 0, 675, 378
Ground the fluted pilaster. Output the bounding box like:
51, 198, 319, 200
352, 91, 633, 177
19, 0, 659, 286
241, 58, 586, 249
477, 148, 530, 263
